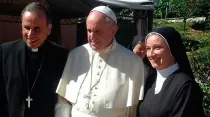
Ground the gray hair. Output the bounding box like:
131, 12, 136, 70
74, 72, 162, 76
21, 2, 52, 25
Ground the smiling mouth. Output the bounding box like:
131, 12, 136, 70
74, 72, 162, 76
27, 38, 37, 42
31, 40, 37, 42
27, 39, 39, 46
149, 58, 160, 63
91, 41, 100, 45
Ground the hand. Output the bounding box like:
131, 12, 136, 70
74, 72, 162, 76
133, 42, 146, 59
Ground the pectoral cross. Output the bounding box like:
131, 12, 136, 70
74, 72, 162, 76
26, 95, 33, 108
83, 92, 92, 109
83, 94, 91, 99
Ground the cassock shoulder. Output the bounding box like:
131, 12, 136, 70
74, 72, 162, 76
0, 39, 25, 59
67, 44, 91, 59
0, 39, 24, 52
171, 77, 205, 117
165, 70, 204, 113
48, 41, 69, 55
114, 43, 144, 70
116, 43, 141, 59
1, 39, 22, 47
167, 70, 193, 89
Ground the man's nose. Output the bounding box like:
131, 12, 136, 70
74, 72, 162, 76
27, 29, 34, 38
90, 32, 96, 40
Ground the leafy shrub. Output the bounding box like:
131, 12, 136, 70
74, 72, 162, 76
200, 83, 210, 117
182, 36, 209, 52
182, 36, 201, 52
189, 46, 210, 83
191, 21, 208, 31
188, 46, 210, 116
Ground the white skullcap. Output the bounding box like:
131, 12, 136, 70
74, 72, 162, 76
91, 6, 117, 23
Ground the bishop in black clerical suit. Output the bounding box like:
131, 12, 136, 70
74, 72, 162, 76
0, 2, 68, 117
0, 39, 68, 117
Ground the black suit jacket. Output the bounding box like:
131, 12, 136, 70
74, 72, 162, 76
0, 39, 68, 117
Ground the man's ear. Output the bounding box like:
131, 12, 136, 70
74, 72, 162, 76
112, 25, 118, 36
47, 24, 52, 35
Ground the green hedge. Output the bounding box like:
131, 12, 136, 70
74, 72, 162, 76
188, 46, 210, 116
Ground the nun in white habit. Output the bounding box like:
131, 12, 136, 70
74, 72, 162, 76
55, 6, 145, 117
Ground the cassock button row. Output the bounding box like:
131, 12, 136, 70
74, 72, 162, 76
85, 103, 88, 107
91, 108, 96, 112
91, 112, 95, 115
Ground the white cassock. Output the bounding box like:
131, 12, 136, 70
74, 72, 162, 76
55, 39, 144, 117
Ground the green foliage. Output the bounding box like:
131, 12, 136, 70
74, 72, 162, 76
153, 20, 191, 33
185, 30, 210, 43
189, 46, 210, 83
153, 7, 162, 19
188, 46, 210, 116
191, 21, 209, 31
154, 0, 176, 18
194, 0, 210, 20
115, 9, 133, 20
154, 0, 201, 19
182, 37, 201, 52
172, 0, 198, 17
201, 82, 210, 117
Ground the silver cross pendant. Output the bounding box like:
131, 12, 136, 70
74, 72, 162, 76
26, 95, 33, 108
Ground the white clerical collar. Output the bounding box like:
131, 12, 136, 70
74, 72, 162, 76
92, 39, 117, 54
155, 63, 179, 94
157, 63, 179, 78
31, 48, 38, 52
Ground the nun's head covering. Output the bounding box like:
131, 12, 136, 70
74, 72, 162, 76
145, 27, 194, 78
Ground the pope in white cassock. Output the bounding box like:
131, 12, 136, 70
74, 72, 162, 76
55, 6, 144, 117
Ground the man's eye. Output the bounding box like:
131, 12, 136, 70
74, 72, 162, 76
95, 30, 99, 33
34, 27, 40, 32
87, 29, 92, 33
23, 27, 30, 30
